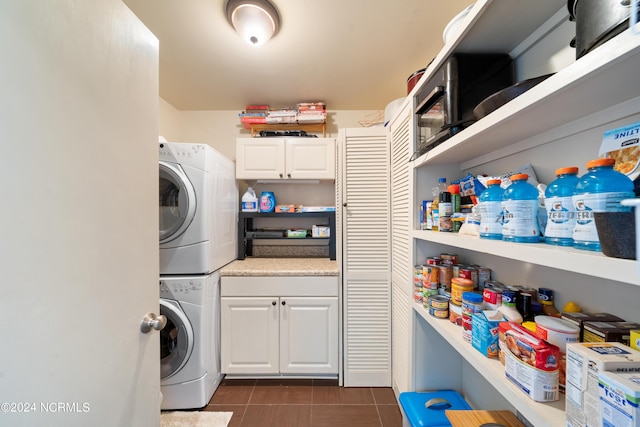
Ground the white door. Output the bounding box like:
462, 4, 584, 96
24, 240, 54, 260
338, 127, 392, 387
0, 2, 160, 427
220, 297, 279, 374
235, 138, 285, 179
280, 297, 339, 374
286, 139, 336, 180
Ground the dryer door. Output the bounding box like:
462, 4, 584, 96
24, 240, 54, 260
160, 299, 194, 380
159, 161, 197, 244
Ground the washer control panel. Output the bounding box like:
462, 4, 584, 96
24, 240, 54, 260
159, 278, 203, 298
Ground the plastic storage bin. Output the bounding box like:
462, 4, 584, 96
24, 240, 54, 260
399, 390, 472, 427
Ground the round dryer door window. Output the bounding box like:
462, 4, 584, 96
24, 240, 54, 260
159, 161, 197, 244
160, 299, 194, 380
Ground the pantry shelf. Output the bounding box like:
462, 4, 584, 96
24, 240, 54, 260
412, 301, 565, 427
238, 211, 336, 260
411, 230, 638, 286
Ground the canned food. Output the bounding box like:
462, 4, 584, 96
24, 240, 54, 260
426, 257, 441, 266
462, 314, 473, 343
458, 265, 478, 288
414, 265, 425, 285
483, 285, 503, 310
451, 277, 474, 305
438, 265, 453, 289
440, 253, 458, 266
452, 264, 461, 278
449, 301, 463, 326
422, 265, 439, 290
429, 295, 449, 310
484, 280, 504, 289
474, 266, 491, 289
429, 306, 449, 319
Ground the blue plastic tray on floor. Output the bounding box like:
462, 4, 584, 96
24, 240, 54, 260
399, 390, 472, 427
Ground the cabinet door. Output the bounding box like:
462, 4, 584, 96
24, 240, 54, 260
338, 127, 392, 386
285, 138, 336, 180
220, 297, 279, 374
279, 297, 339, 374
235, 138, 285, 180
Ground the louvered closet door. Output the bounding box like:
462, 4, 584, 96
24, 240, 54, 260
339, 127, 391, 387
389, 105, 412, 395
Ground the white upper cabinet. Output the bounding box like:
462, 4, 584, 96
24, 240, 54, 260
236, 137, 336, 180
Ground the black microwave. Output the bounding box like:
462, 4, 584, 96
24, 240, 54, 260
413, 53, 514, 159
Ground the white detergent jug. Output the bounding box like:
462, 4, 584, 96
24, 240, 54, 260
241, 187, 258, 212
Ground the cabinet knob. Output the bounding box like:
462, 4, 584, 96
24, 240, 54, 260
281, 300, 286, 306
272, 300, 277, 306
287, 173, 291, 178
279, 173, 283, 178
343, 202, 347, 207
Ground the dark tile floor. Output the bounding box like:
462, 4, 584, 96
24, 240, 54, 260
204, 378, 403, 427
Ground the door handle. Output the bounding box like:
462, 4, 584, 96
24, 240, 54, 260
140, 313, 167, 333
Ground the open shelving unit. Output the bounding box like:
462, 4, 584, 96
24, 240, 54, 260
237, 211, 336, 260
388, 1, 640, 426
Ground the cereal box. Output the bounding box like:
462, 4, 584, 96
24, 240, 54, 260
565, 342, 640, 427
599, 370, 640, 427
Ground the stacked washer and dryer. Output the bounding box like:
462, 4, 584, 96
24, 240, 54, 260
158, 142, 237, 410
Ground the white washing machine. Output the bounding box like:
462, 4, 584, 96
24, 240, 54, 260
160, 272, 222, 410
159, 142, 238, 275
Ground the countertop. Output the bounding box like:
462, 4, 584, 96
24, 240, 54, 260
220, 258, 339, 276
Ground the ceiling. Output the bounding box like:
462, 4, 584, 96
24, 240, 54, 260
123, 0, 474, 112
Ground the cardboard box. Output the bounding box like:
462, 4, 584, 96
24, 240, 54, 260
599, 370, 640, 427
599, 121, 640, 182
632, 330, 640, 351
583, 321, 640, 346
565, 342, 640, 427
312, 224, 330, 238
471, 310, 503, 358
561, 312, 624, 341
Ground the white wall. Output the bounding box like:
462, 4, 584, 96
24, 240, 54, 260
158, 99, 383, 162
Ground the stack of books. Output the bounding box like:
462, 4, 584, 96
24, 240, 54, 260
238, 105, 268, 129
296, 102, 326, 124
266, 108, 297, 124
238, 102, 327, 128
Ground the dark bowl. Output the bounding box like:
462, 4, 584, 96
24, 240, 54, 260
594, 211, 636, 260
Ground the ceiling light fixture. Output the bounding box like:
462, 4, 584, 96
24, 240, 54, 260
226, 0, 280, 46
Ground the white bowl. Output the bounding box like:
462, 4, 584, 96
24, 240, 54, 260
442, 4, 475, 44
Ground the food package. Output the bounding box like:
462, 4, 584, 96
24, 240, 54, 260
565, 342, 640, 427
582, 321, 640, 346
599, 121, 640, 182
499, 321, 560, 402
312, 225, 330, 237
472, 310, 504, 358
599, 370, 640, 427
477, 163, 540, 190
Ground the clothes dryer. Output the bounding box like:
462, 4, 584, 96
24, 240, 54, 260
159, 142, 238, 275
160, 272, 222, 410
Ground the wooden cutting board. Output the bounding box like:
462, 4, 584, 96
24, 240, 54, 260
445, 410, 525, 427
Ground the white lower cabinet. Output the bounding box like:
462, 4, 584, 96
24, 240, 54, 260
220, 276, 339, 376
